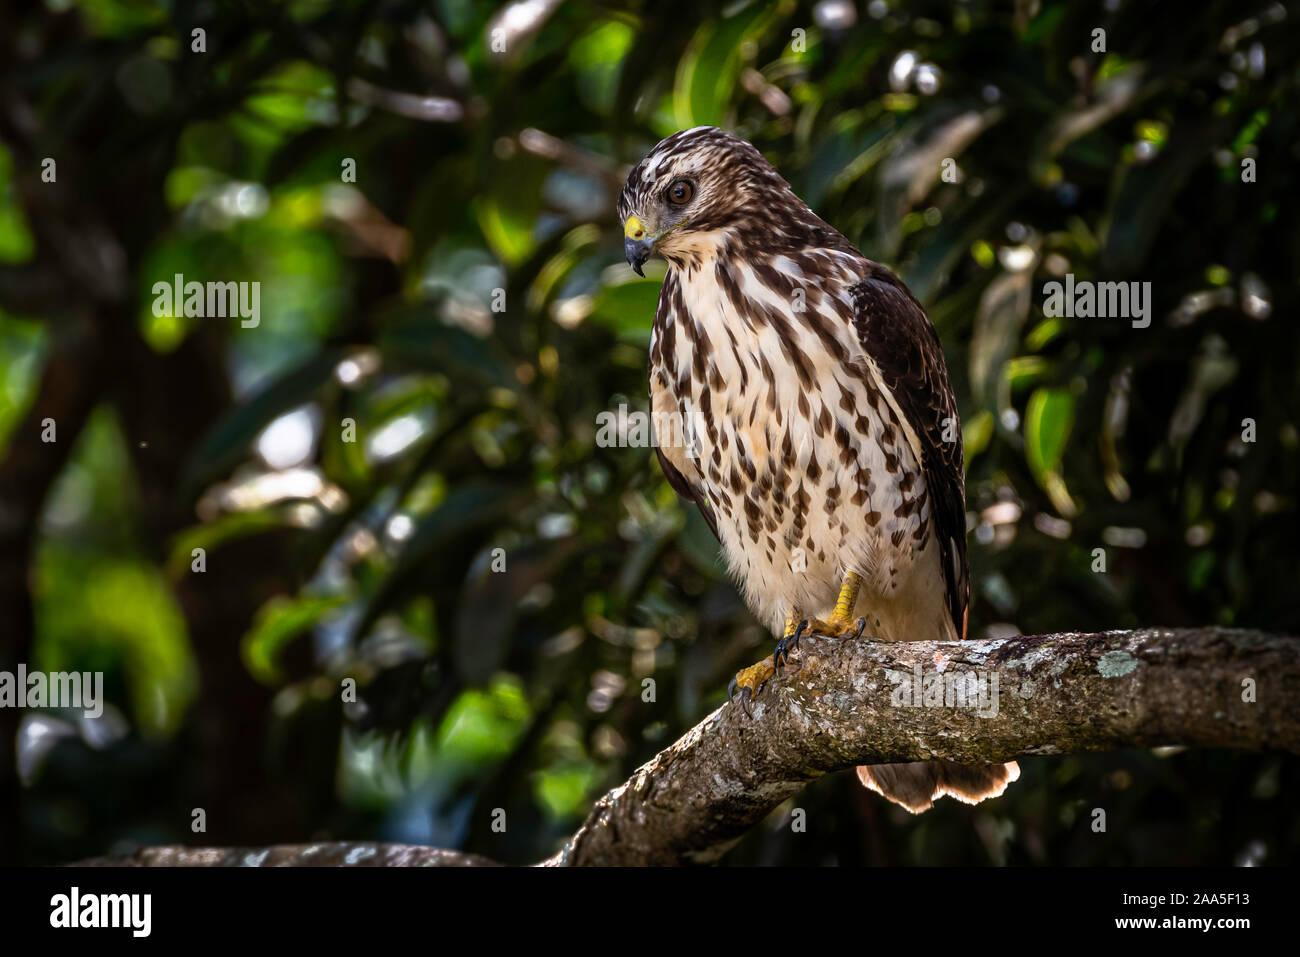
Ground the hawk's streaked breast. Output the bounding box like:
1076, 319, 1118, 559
624, 126, 967, 645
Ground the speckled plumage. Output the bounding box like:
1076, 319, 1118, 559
619, 127, 1019, 814
620, 126, 966, 646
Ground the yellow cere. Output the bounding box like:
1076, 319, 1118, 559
624, 215, 646, 240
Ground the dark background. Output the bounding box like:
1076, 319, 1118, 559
0, 0, 1297, 866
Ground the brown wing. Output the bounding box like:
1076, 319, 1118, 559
850, 266, 969, 640
654, 445, 718, 541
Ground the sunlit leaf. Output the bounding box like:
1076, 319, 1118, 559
1025, 386, 1076, 516
673, 4, 770, 129
587, 278, 662, 343
242, 593, 350, 684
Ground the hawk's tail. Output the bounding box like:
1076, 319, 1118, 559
856, 760, 1020, 813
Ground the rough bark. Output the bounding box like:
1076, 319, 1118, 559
77, 842, 497, 867
72, 627, 1300, 867
549, 626, 1300, 865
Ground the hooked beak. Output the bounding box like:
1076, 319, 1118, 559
623, 215, 653, 277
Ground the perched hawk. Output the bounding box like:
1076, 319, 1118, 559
618, 127, 1018, 813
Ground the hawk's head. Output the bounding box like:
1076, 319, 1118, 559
617, 126, 798, 275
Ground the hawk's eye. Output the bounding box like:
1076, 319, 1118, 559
666, 179, 694, 206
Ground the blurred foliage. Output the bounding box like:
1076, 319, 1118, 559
2, 0, 1298, 866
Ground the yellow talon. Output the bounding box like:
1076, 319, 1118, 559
728, 586, 865, 718
802, 615, 865, 638
730, 614, 802, 715
728, 659, 775, 715
833, 571, 862, 619
801, 572, 867, 639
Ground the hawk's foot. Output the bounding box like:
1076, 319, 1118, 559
729, 613, 805, 715
728, 658, 775, 717
773, 618, 810, 670
795, 572, 868, 643
798, 614, 867, 641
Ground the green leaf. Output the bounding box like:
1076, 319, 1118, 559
534, 760, 601, 820
587, 278, 662, 343
35, 545, 195, 738
168, 510, 287, 577
435, 677, 530, 765
242, 593, 350, 684
1025, 387, 1076, 516
569, 21, 635, 116
474, 154, 549, 266
0, 146, 35, 263
962, 410, 994, 464
1006, 355, 1050, 392
673, 4, 770, 129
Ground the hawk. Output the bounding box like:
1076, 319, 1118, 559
617, 127, 1018, 813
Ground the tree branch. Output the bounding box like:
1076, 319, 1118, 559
549, 626, 1299, 865
77, 843, 497, 867
72, 627, 1299, 867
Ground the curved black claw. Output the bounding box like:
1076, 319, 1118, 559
728, 678, 755, 717
773, 619, 811, 671
849, 616, 867, 640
